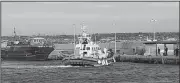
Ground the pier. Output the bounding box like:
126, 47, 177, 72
115, 55, 179, 65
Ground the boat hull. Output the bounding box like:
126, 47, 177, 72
62, 58, 98, 66
62, 57, 114, 66
1, 46, 54, 61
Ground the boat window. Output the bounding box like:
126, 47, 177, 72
86, 47, 90, 50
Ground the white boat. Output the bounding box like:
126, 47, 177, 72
62, 23, 116, 66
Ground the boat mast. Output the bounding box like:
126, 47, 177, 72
13, 27, 17, 41
14, 27, 16, 37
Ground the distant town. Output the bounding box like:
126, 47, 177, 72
1, 32, 179, 44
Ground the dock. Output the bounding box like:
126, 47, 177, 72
115, 55, 179, 64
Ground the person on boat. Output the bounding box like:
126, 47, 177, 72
107, 49, 114, 58
158, 47, 160, 55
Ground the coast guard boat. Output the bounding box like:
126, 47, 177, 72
62, 23, 116, 66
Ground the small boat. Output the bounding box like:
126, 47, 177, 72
62, 23, 116, 66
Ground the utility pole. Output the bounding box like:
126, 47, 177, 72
113, 21, 116, 54
73, 24, 76, 56
151, 19, 157, 56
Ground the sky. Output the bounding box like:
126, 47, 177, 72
1, 2, 179, 36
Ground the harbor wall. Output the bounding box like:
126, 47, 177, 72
114, 55, 179, 65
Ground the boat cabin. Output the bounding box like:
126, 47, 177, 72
75, 25, 104, 58
29, 37, 46, 46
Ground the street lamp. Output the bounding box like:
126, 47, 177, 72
151, 19, 158, 56
150, 19, 157, 41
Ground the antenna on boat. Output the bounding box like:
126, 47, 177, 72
13, 27, 18, 41
89, 26, 92, 42
81, 22, 84, 36
73, 24, 76, 56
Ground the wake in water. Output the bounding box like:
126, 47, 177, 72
2, 65, 79, 68
1, 64, 104, 69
